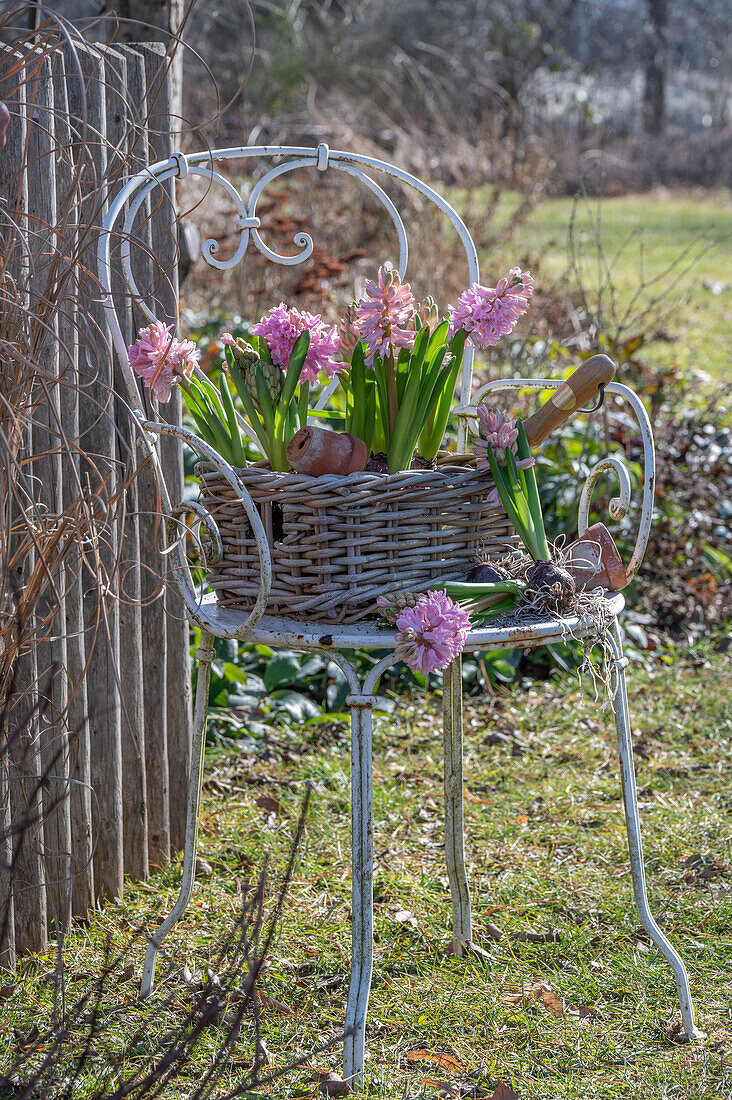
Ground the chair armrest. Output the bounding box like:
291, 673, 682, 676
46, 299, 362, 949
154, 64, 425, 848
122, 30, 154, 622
455, 378, 655, 584
137, 419, 273, 634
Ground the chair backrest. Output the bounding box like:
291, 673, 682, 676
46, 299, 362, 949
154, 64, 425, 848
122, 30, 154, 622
98, 142, 480, 455
99, 143, 655, 617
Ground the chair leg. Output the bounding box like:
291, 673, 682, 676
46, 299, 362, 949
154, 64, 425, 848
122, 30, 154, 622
608, 621, 703, 1040
140, 631, 215, 999
442, 656, 472, 956
343, 693, 375, 1089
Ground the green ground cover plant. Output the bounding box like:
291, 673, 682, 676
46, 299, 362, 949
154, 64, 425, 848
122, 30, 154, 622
2, 642, 730, 1099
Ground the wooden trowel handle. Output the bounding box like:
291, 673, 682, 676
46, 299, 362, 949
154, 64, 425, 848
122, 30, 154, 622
523, 354, 616, 448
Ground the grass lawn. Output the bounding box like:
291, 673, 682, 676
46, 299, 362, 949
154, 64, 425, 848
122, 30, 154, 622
3, 640, 731, 1098
457, 188, 732, 383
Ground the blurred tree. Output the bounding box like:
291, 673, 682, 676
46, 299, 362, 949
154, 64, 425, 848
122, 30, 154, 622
643, 0, 669, 133
113, 0, 182, 41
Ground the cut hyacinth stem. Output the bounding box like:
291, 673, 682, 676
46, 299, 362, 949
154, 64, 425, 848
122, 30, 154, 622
418, 331, 466, 462
218, 374, 246, 468
226, 355, 271, 457
516, 419, 548, 554
385, 350, 399, 433
184, 380, 232, 462
255, 366, 279, 468
297, 381, 310, 431
486, 444, 540, 562
443, 580, 525, 601
470, 596, 521, 625
507, 446, 550, 562
387, 323, 454, 472
442, 579, 524, 618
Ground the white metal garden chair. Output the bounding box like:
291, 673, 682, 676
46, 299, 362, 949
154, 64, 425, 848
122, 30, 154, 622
99, 144, 702, 1087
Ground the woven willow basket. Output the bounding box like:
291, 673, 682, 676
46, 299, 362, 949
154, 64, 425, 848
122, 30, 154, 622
196, 462, 514, 624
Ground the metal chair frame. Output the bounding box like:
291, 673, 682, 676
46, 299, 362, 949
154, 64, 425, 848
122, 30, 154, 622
99, 144, 702, 1087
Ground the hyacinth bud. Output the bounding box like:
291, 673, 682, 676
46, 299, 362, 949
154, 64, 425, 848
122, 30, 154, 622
229, 338, 282, 409
338, 302, 361, 361
376, 589, 421, 624
247, 357, 283, 410
415, 295, 439, 332
381, 265, 402, 293
230, 338, 260, 370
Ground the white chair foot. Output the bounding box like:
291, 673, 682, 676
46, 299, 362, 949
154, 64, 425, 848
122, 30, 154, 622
342, 692, 376, 1088
609, 621, 703, 1041
139, 633, 214, 999
442, 656, 473, 956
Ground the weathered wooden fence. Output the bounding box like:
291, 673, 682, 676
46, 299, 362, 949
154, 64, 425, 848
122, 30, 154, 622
0, 38, 191, 966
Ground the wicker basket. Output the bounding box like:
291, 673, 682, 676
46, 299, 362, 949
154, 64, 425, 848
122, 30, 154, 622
197, 463, 514, 624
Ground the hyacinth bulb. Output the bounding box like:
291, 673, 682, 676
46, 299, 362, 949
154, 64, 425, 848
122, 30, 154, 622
525, 560, 576, 612
466, 562, 510, 584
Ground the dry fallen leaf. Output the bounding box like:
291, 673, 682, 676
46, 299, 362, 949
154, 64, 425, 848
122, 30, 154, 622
118, 963, 135, 983
256, 794, 281, 816
510, 929, 561, 945
317, 1069, 351, 1096
405, 1049, 466, 1073
253, 1038, 273, 1069
256, 990, 295, 1016
422, 1076, 461, 1099
504, 979, 596, 1022
491, 1081, 521, 1100
0, 983, 16, 1000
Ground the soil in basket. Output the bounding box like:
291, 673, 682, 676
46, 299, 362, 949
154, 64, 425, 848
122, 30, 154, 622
366, 453, 437, 473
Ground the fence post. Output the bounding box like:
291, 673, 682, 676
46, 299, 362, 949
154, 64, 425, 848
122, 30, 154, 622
1, 46, 49, 959
139, 42, 192, 856
104, 44, 151, 885
53, 44, 95, 918
73, 44, 125, 902
28, 51, 73, 938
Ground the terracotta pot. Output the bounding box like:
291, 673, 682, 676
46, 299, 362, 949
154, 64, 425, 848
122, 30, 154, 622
563, 521, 627, 591
286, 426, 368, 476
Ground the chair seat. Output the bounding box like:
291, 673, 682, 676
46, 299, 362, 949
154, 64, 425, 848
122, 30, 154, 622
191, 590, 625, 652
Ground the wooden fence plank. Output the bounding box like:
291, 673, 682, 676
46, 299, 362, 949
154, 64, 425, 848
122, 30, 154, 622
120, 45, 171, 872
53, 44, 95, 918
1, 46, 48, 957
0, 41, 21, 970
139, 42, 191, 855
72, 44, 124, 902
105, 45, 149, 883
28, 51, 73, 934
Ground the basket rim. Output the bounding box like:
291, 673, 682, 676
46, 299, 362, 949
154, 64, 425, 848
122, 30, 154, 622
195, 461, 489, 490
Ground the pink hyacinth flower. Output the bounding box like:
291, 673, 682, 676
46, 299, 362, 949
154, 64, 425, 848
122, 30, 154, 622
355, 264, 417, 366
221, 332, 235, 346
252, 303, 342, 384
448, 267, 534, 350
472, 406, 536, 503
127, 320, 200, 403
394, 590, 471, 676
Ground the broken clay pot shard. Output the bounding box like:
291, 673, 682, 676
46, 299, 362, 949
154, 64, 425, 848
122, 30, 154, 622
286, 425, 368, 476
563, 521, 627, 591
